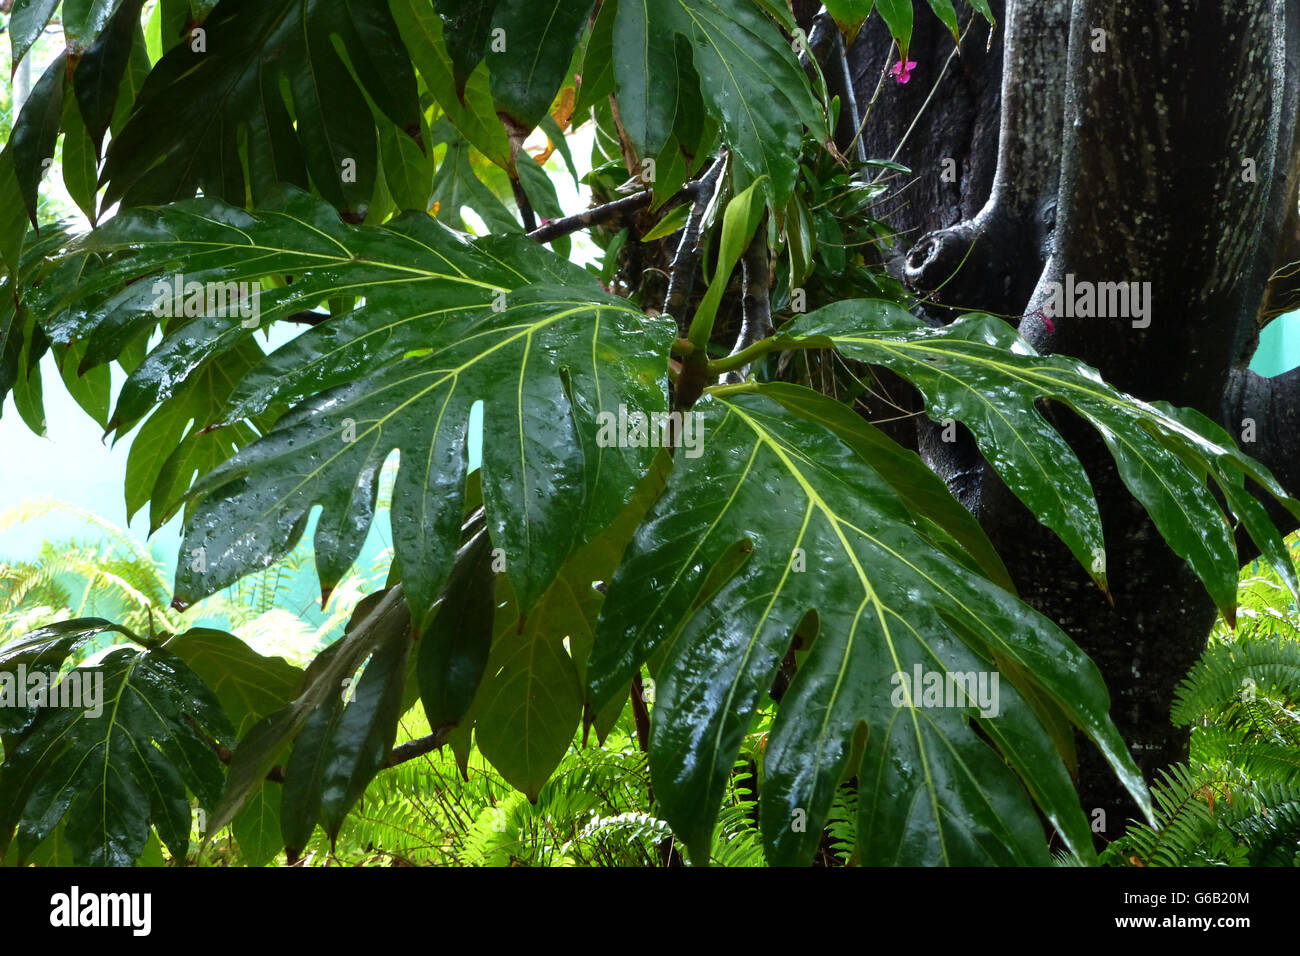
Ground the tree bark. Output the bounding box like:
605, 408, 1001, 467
845, 0, 1300, 836
903, 0, 1070, 320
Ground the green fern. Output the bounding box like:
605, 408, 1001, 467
1173, 633, 1300, 731
826, 785, 859, 866
1109, 541, 1300, 867
0, 498, 383, 667
292, 704, 769, 867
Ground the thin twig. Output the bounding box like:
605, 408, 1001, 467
281, 310, 328, 326
833, 30, 868, 164
383, 726, 455, 768
879, 19, 975, 176
510, 177, 537, 232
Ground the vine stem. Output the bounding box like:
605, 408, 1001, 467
707, 338, 781, 377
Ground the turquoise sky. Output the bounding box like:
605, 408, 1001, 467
0, 348, 484, 620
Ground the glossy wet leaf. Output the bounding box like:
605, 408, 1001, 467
688, 175, 768, 346
62, 0, 130, 52
574, 0, 616, 118
925, 0, 961, 43
823, 0, 873, 38
777, 301, 1300, 619
231, 783, 282, 866
428, 117, 521, 231
473, 577, 586, 801
640, 203, 692, 243
488, 0, 595, 132
613, 0, 826, 203
73, 0, 145, 155
0, 618, 135, 738
874, 0, 912, 61
9, 52, 66, 229
459, 457, 667, 796
166, 628, 304, 738
27, 188, 673, 625
417, 526, 497, 729
380, 119, 436, 213
0, 629, 231, 866
291, 611, 411, 846
60, 95, 100, 223
120, 335, 271, 531
968, 0, 996, 29
100, 0, 417, 217
0, 151, 27, 276
588, 384, 1144, 865
612, 0, 679, 157
0, 225, 73, 412
758, 382, 1014, 592
54, 339, 111, 428
431, 0, 501, 98
207, 586, 409, 835
394, 0, 511, 167
9, 0, 62, 68
277, 588, 414, 850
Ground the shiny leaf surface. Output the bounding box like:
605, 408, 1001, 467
0, 623, 231, 866
777, 301, 1300, 618
589, 385, 1144, 865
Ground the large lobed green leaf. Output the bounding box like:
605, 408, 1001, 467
0, 619, 232, 866
26, 188, 675, 630
588, 384, 1143, 865
449, 455, 666, 797
776, 301, 1300, 619
167, 628, 304, 739
488, 0, 595, 132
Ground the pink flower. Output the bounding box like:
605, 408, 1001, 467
1029, 309, 1056, 333
890, 58, 918, 84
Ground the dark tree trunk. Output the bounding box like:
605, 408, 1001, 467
838, 0, 1300, 836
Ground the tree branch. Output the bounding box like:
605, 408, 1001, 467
662, 152, 727, 338
722, 224, 773, 384
383, 727, 456, 768
217, 727, 456, 786
511, 177, 537, 232
527, 190, 653, 244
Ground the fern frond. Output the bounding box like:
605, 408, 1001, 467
1172, 636, 1300, 727
1116, 764, 1225, 867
